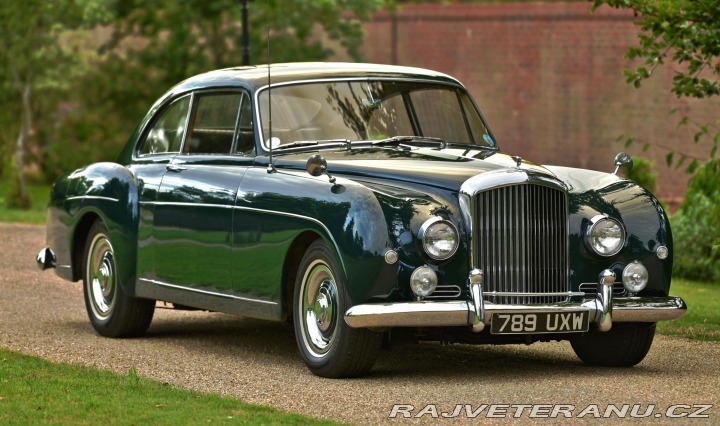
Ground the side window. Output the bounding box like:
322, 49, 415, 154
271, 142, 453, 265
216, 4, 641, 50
186, 93, 242, 155
234, 93, 255, 155
139, 96, 191, 155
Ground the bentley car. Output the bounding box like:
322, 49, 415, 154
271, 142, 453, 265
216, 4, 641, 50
37, 63, 686, 377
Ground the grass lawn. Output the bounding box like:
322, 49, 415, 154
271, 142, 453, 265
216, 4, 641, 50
0, 348, 341, 426
657, 278, 720, 342
0, 182, 50, 224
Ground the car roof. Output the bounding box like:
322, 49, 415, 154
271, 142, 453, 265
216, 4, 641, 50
172, 62, 463, 94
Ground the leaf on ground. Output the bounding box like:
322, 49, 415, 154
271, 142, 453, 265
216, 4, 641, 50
155, 404, 167, 408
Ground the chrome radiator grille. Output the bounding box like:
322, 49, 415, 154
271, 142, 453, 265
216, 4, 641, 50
474, 184, 568, 304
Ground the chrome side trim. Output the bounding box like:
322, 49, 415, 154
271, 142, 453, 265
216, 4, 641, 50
344, 296, 687, 329
138, 277, 277, 305
66, 195, 120, 203
234, 206, 344, 269
137, 202, 344, 269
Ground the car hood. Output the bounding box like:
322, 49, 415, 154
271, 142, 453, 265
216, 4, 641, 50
274, 147, 561, 191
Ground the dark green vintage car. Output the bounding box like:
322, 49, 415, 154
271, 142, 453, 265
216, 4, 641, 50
37, 63, 686, 377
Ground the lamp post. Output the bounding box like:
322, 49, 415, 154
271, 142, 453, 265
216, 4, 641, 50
239, 0, 250, 66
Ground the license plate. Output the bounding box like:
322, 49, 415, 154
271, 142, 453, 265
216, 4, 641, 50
490, 311, 589, 334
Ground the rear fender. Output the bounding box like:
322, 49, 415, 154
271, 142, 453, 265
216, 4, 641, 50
64, 163, 140, 295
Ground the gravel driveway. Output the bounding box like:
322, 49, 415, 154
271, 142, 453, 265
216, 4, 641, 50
1, 223, 718, 424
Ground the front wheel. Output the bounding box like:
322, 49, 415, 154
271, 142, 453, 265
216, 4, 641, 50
293, 240, 382, 378
571, 322, 656, 367
82, 219, 155, 338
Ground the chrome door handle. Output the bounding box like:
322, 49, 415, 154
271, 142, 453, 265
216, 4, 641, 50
166, 164, 187, 173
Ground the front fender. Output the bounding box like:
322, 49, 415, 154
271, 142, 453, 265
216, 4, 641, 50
549, 166, 673, 295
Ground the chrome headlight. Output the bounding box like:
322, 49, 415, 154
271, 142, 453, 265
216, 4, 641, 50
622, 261, 649, 293
410, 266, 438, 297
419, 217, 459, 260
586, 215, 626, 257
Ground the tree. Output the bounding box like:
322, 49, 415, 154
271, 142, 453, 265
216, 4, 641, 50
102, 0, 382, 99
0, 1, 110, 208
40, 0, 383, 181
591, 0, 720, 174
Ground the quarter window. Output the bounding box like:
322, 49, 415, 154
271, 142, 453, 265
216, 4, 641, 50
186, 93, 243, 155
139, 96, 191, 155
235, 93, 255, 155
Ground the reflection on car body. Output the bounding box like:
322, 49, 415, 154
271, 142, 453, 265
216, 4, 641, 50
37, 63, 685, 377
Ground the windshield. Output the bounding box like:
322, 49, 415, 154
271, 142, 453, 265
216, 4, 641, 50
258, 81, 496, 149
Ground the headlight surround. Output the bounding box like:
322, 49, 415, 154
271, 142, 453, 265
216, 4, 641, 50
586, 215, 626, 257
419, 217, 459, 261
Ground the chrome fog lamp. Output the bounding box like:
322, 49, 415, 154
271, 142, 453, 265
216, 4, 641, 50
656, 245, 669, 260
419, 217, 459, 260
410, 266, 438, 298
586, 216, 626, 257
622, 261, 649, 293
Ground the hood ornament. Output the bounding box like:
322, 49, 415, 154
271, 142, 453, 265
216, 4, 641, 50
511, 155, 522, 168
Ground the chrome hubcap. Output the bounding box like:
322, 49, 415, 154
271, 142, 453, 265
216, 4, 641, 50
301, 260, 338, 357
87, 234, 116, 319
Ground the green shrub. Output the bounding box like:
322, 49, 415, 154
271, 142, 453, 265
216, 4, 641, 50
672, 159, 720, 283
626, 156, 658, 193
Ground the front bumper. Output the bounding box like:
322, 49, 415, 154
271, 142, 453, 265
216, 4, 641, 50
345, 269, 687, 332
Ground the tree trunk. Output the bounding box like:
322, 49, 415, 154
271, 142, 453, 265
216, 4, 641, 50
10, 76, 32, 209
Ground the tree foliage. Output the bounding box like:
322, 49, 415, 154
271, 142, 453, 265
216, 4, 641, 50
591, 0, 720, 173
0, 0, 384, 195
672, 159, 720, 283
626, 156, 658, 193
0, 1, 110, 207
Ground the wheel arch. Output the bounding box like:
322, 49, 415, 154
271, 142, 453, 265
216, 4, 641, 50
70, 212, 102, 281
281, 230, 326, 321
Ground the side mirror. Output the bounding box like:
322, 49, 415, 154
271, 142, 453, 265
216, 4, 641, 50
306, 154, 336, 183
613, 152, 633, 175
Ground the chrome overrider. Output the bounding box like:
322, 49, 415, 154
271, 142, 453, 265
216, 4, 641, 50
344, 269, 687, 331
36, 247, 57, 271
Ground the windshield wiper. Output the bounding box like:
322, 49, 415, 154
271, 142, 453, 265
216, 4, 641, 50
371, 136, 447, 149
272, 139, 351, 152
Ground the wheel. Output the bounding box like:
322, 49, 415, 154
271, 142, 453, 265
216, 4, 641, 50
83, 219, 155, 337
293, 240, 382, 378
571, 322, 656, 367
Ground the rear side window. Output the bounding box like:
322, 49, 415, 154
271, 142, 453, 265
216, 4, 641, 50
139, 96, 191, 155
186, 93, 243, 155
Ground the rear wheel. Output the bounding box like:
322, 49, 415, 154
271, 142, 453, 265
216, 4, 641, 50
571, 322, 656, 367
83, 219, 155, 337
293, 240, 382, 378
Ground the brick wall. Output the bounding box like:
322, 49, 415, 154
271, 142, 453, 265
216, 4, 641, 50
333, 2, 719, 208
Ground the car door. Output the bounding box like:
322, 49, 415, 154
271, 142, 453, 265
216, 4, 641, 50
152, 91, 253, 293
132, 94, 192, 280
